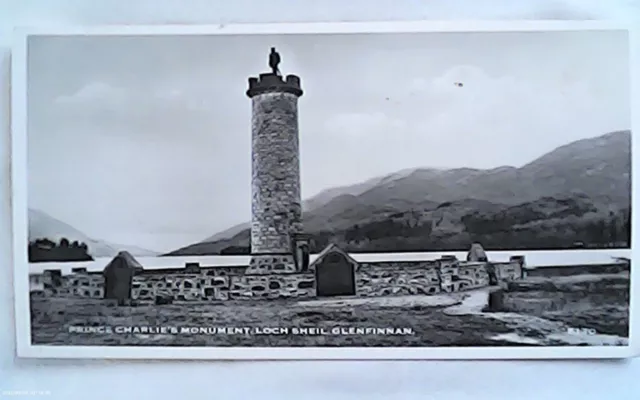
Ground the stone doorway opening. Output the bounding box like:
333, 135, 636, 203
315, 250, 356, 297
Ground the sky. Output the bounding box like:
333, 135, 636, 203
25, 29, 631, 252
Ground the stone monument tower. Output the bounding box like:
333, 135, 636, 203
245, 48, 309, 275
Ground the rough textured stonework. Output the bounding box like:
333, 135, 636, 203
439, 259, 491, 292
34, 248, 526, 303
355, 258, 488, 296
246, 254, 297, 275
228, 273, 315, 299
127, 269, 314, 301
249, 91, 303, 256
357, 263, 442, 297
246, 73, 305, 276
132, 274, 220, 301
39, 270, 104, 298
492, 261, 524, 281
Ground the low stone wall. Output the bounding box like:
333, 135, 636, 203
357, 262, 441, 296
33, 255, 526, 302
439, 259, 491, 292
133, 274, 207, 301
39, 272, 104, 299
229, 273, 315, 299
245, 254, 298, 275
355, 258, 508, 297
129, 270, 315, 301
492, 261, 524, 281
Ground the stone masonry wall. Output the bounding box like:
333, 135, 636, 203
133, 274, 209, 301
228, 273, 315, 300
250, 91, 303, 254
39, 272, 104, 299
355, 259, 500, 297
35, 259, 525, 302
357, 261, 441, 297
246, 254, 298, 275
130, 270, 315, 302
439, 260, 491, 293
492, 261, 524, 281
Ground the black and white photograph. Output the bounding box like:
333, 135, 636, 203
11, 22, 635, 359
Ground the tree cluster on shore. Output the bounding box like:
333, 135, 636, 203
218, 207, 630, 255
28, 238, 94, 263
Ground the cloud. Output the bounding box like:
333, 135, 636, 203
55, 81, 128, 106
49, 80, 236, 142
55, 81, 205, 112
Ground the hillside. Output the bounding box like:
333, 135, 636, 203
167, 130, 631, 255
28, 209, 158, 259
201, 172, 396, 243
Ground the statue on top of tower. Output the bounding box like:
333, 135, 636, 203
269, 47, 281, 76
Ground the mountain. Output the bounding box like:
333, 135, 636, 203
28, 209, 158, 259
200, 171, 400, 243
323, 130, 631, 210
303, 168, 418, 210
167, 130, 631, 255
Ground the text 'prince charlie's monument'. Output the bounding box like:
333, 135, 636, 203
245, 47, 311, 275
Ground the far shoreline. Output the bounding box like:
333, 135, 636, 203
26, 248, 632, 275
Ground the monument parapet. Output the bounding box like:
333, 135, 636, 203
246, 73, 303, 98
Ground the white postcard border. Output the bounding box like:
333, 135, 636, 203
11, 20, 640, 360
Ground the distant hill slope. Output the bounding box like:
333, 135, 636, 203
200, 171, 398, 243
28, 209, 158, 259
167, 130, 631, 256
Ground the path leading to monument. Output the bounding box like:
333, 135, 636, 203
295, 290, 486, 309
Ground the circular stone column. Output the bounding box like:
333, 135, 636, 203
246, 73, 304, 274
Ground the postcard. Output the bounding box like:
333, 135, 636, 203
11, 21, 637, 359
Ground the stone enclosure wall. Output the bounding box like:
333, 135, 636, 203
32, 256, 524, 302
356, 261, 442, 297
33, 266, 315, 302
355, 259, 522, 297
131, 270, 315, 301
246, 254, 298, 275
36, 270, 104, 299
491, 261, 524, 281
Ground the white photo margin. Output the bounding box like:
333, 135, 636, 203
11, 20, 639, 360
